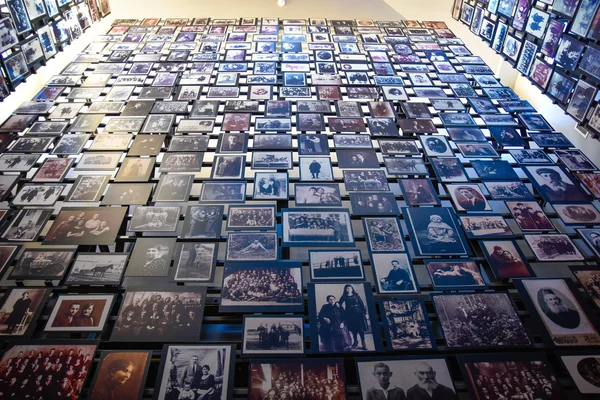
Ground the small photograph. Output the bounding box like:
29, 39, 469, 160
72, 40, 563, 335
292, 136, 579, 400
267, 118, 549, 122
2, 209, 52, 242
226, 205, 275, 231
506, 201, 554, 231
0, 154, 39, 172
211, 155, 246, 179
160, 153, 203, 173
426, 259, 486, 290
371, 253, 418, 294
529, 132, 573, 148
403, 207, 470, 256
66, 176, 109, 202
89, 351, 151, 400
222, 113, 251, 132
446, 184, 491, 212
516, 278, 600, 346
343, 169, 389, 191
155, 344, 235, 400
167, 136, 209, 152
570, 266, 600, 308
253, 134, 292, 150
481, 239, 534, 279
307, 246, 367, 282
309, 282, 382, 353
430, 157, 469, 183
8, 137, 53, 153
129, 206, 180, 232
46, 294, 114, 332
368, 117, 399, 136
128, 134, 166, 156
199, 181, 246, 204
226, 232, 278, 261
399, 179, 440, 206
420, 136, 454, 157
298, 134, 329, 155
242, 315, 304, 356
221, 262, 303, 312
509, 149, 553, 165
253, 172, 289, 200
111, 288, 206, 342
90, 134, 131, 151
433, 292, 531, 349
337, 149, 380, 168
553, 203, 600, 225
64, 252, 128, 286
0, 288, 48, 337
10, 248, 74, 281
333, 134, 372, 149
459, 214, 513, 239
484, 181, 534, 200
125, 237, 177, 277
561, 354, 600, 395
294, 184, 341, 207
299, 157, 334, 181
457, 142, 499, 158
471, 159, 519, 180
357, 357, 456, 400
153, 174, 193, 202
44, 207, 126, 246
555, 149, 597, 171
252, 151, 293, 170
12, 184, 63, 206
525, 234, 584, 262
101, 183, 153, 205
76, 152, 121, 172
51, 135, 89, 155
249, 359, 346, 400
114, 157, 155, 182
363, 217, 406, 253
216, 132, 248, 153
350, 192, 399, 215
520, 113, 554, 131
29, 157, 71, 183
173, 242, 217, 283
381, 299, 436, 350
282, 209, 354, 247
489, 126, 526, 147
399, 119, 437, 134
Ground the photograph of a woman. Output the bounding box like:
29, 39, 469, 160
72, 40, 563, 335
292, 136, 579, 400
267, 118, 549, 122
90, 351, 150, 400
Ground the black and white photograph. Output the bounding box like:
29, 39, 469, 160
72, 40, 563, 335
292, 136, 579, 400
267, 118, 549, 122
251, 151, 293, 169
65, 252, 128, 285
399, 179, 440, 206
0, 154, 39, 172
76, 153, 121, 171
553, 203, 600, 225
0, 288, 48, 337
403, 207, 470, 256
350, 192, 399, 215
433, 292, 532, 349
226, 232, 278, 261
525, 234, 585, 262
480, 239, 535, 279
44, 207, 126, 246
211, 155, 245, 180
130, 206, 180, 232
425, 259, 486, 290
446, 184, 492, 212
226, 205, 275, 231
298, 134, 329, 155
309, 282, 382, 353
45, 294, 114, 332
380, 299, 436, 350
420, 136, 454, 157
199, 181, 246, 204
357, 357, 456, 400
221, 262, 303, 312
125, 238, 177, 277
516, 278, 600, 347
459, 214, 513, 238
430, 157, 469, 183
253, 172, 288, 200
65, 176, 109, 202
216, 132, 248, 153
172, 243, 217, 283
2, 209, 52, 242
484, 181, 534, 200
295, 184, 342, 206
371, 253, 418, 294
159, 153, 203, 173
561, 354, 600, 394
111, 288, 206, 342
343, 170, 389, 191
309, 250, 365, 281
13, 184, 63, 206
102, 183, 153, 205
457, 142, 499, 158
9, 249, 74, 281
282, 209, 354, 247
509, 149, 552, 165
115, 157, 155, 182
154, 344, 235, 400
555, 149, 597, 171
242, 315, 304, 356
384, 157, 428, 176
167, 136, 209, 152
154, 174, 193, 202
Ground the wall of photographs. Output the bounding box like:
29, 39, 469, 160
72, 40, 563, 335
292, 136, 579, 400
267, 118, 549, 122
0, 14, 598, 400
452, 0, 600, 139
0, 0, 111, 100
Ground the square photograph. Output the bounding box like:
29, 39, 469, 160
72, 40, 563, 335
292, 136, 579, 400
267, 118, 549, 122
253, 172, 289, 200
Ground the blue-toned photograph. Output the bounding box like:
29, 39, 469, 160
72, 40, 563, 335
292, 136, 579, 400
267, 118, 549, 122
295, 184, 342, 206
363, 217, 406, 253
500, 35, 520, 60
523, 165, 590, 202
337, 149, 380, 168
350, 192, 399, 216
226, 232, 279, 262
403, 207, 470, 256
497, 0, 517, 18
298, 134, 329, 155
484, 181, 534, 200
566, 79, 597, 122
472, 159, 519, 180
333, 135, 372, 148
529, 132, 574, 148
449, 83, 478, 97
547, 70, 575, 104
309, 250, 365, 281
399, 178, 441, 206
420, 135, 454, 157
431, 157, 470, 183
439, 113, 477, 126
525, 8, 551, 39
489, 127, 526, 146
284, 72, 306, 86
425, 259, 487, 290
509, 149, 552, 164
480, 114, 519, 126
498, 100, 536, 112
384, 157, 429, 176
555, 35, 584, 72
368, 118, 400, 136
253, 172, 289, 200
516, 40, 538, 75
457, 142, 499, 158
519, 113, 553, 131
447, 127, 487, 142
7, 0, 32, 35
491, 21, 507, 52
467, 98, 498, 114
483, 86, 520, 100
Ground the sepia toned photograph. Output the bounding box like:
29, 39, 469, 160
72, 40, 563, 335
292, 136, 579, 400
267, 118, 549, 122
154, 174, 193, 202
65, 176, 109, 202
425, 259, 486, 290
480, 240, 534, 279
199, 181, 246, 204
173, 243, 217, 283
125, 237, 177, 277
282, 209, 354, 247
381, 299, 436, 350
525, 234, 584, 262
160, 153, 203, 173
554, 203, 600, 225
89, 351, 151, 400
44, 207, 126, 245
226, 205, 275, 231
114, 157, 155, 182
507, 201, 554, 231
76, 152, 121, 171
130, 206, 180, 232
102, 183, 153, 205
46, 294, 114, 332
13, 184, 64, 206
561, 354, 600, 394
112, 288, 206, 342
570, 267, 600, 308
65, 252, 129, 286
0, 288, 48, 337
2, 208, 52, 242
446, 184, 491, 212
242, 315, 304, 356
9, 249, 74, 280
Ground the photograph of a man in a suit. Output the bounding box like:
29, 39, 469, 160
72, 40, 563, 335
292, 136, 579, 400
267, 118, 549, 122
453, 186, 488, 211
179, 354, 201, 388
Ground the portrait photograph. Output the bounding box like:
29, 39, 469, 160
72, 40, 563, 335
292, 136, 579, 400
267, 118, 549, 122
9, 249, 74, 281
357, 357, 456, 400
154, 344, 235, 400
525, 234, 584, 262
308, 282, 382, 353
459, 214, 513, 239
173, 243, 217, 283
253, 173, 288, 200
125, 237, 177, 278
46, 294, 114, 332
403, 207, 470, 256
446, 184, 491, 212
380, 299, 435, 350
211, 155, 245, 180
337, 149, 379, 169
309, 249, 365, 281
363, 217, 405, 253
294, 184, 342, 207
433, 292, 531, 349
64, 252, 129, 286
561, 354, 600, 394
459, 353, 564, 400
282, 209, 354, 247
419, 135, 454, 157
399, 179, 440, 206
570, 266, 600, 308
480, 239, 534, 279
298, 134, 329, 155
350, 192, 399, 215
44, 207, 126, 246
114, 157, 155, 182
220, 262, 303, 312
216, 132, 248, 153
0, 287, 49, 337
199, 181, 246, 204
153, 174, 193, 202
555, 149, 597, 171
0, 342, 97, 400
102, 183, 153, 205
89, 351, 151, 400
180, 205, 224, 238
425, 259, 486, 290
430, 157, 469, 183
516, 278, 600, 347
371, 253, 418, 294
554, 203, 600, 225
2, 208, 52, 242
111, 288, 206, 342
506, 201, 554, 231
242, 315, 304, 356
249, 358, 346, 400
65, 176, 109, 203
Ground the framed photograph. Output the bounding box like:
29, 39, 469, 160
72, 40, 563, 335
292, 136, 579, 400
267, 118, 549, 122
525, 8, 550, 39
515, 278, 600, 346
350, 192, 399, 215
570, 266, 600, 308
308, 282, 382, 353
46, 294, 114, 332
459, 214, 513, 239
509, 149, 552, 165
471, 159, 519, 180
430, 157, 469, 183
211, 155, 245, 180
220, 261, 303, 312
294, 183, 341, 207
384, 157, 428, 176
172, 242, 217, 283
480, 239, 535, 279
168, 136, 209, 152
129, 206, 180, 232
0, 288, 49, 337
457, 142, 499, 158
560, 353, 600, 395
199, 181, 246, 204
506, 200, 554, 231
253, 172, 289, 200
9, 248, 74, 281
154, 344, 236, 400
308, 249, 365, 281
403, 207, 470, 256
446, 184, 491, 212
4, 51, 29, 84
0, 341, 97, 399
433, 292, 531, 349
363, 217, 406, 253
0, 154, 39, 172
2, 209, 52, 242
76, 152, 121, 171
111, 287, 206, 342
125, 238, 177, 277
426, 259, 486, 290
89, 350, 151, 400
64, 252, 128, 286
298, 134, 328, 155
129, 134, 166, 156
66, 176, 109, 202
6, 0, 32, 35
248, 358, 346, 399
242, 315, 304, 356
525, 234, 584, 262
357, 356, 456, 399
555, 149, 597, 171
371, 253, 418, 294
282, 208, 354, 247
44, 207, 126, 246
379, 299, 436, 351
523, 165, 589, 202
12, 184, 63, 206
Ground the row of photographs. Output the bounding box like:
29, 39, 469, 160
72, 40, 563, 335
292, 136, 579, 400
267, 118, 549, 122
454, 0, 600, 135
1, 342, 599, 399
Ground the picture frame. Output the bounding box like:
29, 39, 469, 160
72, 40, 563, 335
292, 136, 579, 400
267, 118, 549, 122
282, 208, 354, 247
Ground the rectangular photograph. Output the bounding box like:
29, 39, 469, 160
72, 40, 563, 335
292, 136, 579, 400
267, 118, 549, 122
242, 315, 304, 356
0, 288, 49, 337
425, 259, 486, 290
64, 252, 128, 286
172, 243, 217, 283
309, 249, 365, 281
89, 350, 151, 400
43, 207, 126, 245
403, 207, 470, 256
282, 209, 354, 247
381, 299, 436, 350
46, 294, 114, 332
